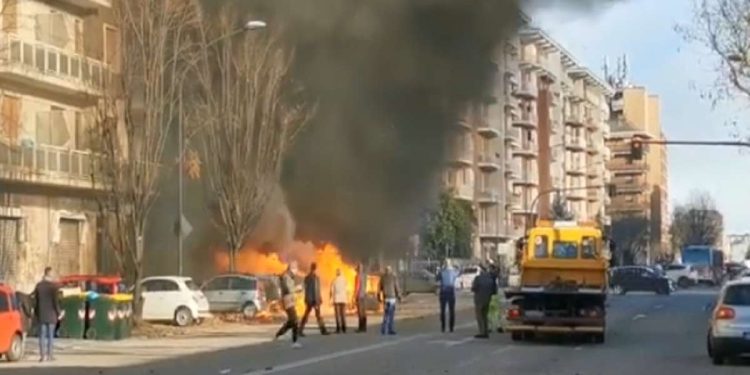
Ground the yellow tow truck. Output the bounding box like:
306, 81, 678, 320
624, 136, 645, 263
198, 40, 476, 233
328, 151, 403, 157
504, 220, 611, 343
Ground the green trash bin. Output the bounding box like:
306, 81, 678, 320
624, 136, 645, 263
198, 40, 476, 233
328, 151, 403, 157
58, 294, 86, 339
85, 295, 117, 340
112, 294, 133, 340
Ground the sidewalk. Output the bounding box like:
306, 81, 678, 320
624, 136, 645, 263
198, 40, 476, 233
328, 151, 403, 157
6, 292, 472, 369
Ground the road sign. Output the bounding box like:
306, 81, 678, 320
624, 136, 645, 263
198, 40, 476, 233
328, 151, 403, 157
174, 215, 193, 239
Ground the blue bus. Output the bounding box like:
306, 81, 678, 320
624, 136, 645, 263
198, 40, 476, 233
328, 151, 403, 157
680, 245, 724, 285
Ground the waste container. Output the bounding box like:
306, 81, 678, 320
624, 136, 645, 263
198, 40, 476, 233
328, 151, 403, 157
85, 295, 117, 340
57, 294, 86, 339
112, 294, 134, 340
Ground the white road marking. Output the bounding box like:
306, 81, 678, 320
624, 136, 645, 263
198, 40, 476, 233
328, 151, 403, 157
456, 346, 513, 369
243, 334, 430, 375
447, 337, 476, 347
632, 314, 647, 321
220, 369, 232, 375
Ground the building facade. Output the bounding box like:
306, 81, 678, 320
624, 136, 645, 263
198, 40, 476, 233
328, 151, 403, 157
444, 26, 612, 265
606, 86, 670, 264
0, 0, 116, 292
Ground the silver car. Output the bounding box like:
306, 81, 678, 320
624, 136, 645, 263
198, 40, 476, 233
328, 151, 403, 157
707, 278, 750, 365
201, 274, 265, 318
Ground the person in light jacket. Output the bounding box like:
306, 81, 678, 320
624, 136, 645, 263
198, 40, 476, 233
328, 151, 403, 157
331, 268, 348, 333
436, 259, 458, 332
275, 262, 302, 348
378, 266, 401, 335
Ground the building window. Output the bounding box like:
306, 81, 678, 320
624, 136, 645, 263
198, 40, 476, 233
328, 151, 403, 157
104, 24, 121, 71
1, 96, 21, 142
626, 195, 634, 203
2, 0, 17, 33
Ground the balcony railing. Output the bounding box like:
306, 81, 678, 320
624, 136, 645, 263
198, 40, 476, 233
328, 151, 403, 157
0, 34, 108, 96
565, 135, 585, 151
478, 223, 513, 238
477, 154, 501, 171
477, 189, 499, 203
0, 143, 103, 189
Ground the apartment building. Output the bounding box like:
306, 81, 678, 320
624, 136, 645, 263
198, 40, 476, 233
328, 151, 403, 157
0, 0, 116, 292
443, 26, 612, 264
606, 86, 670, 263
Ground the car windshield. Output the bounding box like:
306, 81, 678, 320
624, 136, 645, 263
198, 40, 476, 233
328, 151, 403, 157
723, 284, 750, 306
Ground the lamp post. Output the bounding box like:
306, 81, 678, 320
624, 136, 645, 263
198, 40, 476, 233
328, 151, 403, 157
176, 19, 267, 276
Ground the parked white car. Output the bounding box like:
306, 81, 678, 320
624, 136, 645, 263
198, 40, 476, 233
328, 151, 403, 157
456, 266, 481, 289
663, 264, 699, 288
139, 276, 211, 327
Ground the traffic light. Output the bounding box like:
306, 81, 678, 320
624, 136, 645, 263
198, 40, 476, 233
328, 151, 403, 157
630, 138, 644, 160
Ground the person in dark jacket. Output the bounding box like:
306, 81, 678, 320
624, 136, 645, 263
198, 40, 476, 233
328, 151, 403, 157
32, 267, 60, 362
471, 263, 497, 339
298, 263, 329, 336
353, 263, 368, 332
378, 266, 401, 335
15, 291, 33, 338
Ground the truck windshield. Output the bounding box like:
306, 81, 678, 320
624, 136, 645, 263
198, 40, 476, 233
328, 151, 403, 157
581, 237, 596, 259
552, 241, 578, 259
534, 235, 549, 258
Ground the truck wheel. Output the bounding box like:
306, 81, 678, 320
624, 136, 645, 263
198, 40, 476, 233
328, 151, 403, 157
511, 331, 523, 342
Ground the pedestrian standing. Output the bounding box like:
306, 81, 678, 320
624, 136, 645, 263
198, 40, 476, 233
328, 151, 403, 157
471, 263, 497, 339
436, 259, 458, 332
378, 265, 401, 335
15, 291, 33, 342
299, 262, 330, 336
331, 268, 348, 333
32, 267, 60, 362
274, 262, 302, 348
354, 263, 368, 332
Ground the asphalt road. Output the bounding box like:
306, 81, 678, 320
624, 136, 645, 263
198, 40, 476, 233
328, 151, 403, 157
11, 289, 750, 375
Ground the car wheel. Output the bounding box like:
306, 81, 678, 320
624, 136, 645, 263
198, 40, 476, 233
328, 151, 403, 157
677, 277, 691, 289
174, 306, 194, 327
6, 333, 24, 362
242, 302, 258, 319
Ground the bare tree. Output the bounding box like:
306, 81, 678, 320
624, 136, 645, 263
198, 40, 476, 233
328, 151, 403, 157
611, 216, 650, 266
188, 7, 313, 272
91, 0, 199, 316
680, 0, 750, 103
669, 190, 724, 251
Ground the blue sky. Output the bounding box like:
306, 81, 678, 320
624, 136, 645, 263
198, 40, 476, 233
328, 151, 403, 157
534, 0, 750, 234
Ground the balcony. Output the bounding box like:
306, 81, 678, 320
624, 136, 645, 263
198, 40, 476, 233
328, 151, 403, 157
512, 112, 537, 129
477, 189, 499, 204
609, 161, 647, 175
567, 189, 587, 201
617, 182, 647, 194
478, 223, 513, 239
61, 0, 112, 8
587, 140, 599, 154
513, 171, 538, 186
448, 150, 473, 166
608, 202, 647, 214
513, 141, 538, 158
0, 143, 103, 190
565, 136, 586, 152
505, 159, 520, 179
0, 35, 108, 99
504, 127, 520, 146
587, 189, 600, 202
513, 80, 537, 100
477, 154, 501, 171
565, 111, 585, 127
477, 123, 501, 138
566, 166, 586, 176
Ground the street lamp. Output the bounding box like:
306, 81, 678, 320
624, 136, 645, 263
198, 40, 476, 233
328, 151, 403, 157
176, 19, 268, 276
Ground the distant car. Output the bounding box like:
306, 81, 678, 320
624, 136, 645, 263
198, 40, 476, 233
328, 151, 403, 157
400, 270, 438, 295
456, 266, 481, 289
0, 283, 24, 362
707, 279, 750, 365
609, 266, 671, 295
663, 264, 699, 288
201, 274, 266, 318
139, 276, 211, 327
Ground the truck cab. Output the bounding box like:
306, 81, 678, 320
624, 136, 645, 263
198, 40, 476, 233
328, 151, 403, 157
504, 220, 610, 343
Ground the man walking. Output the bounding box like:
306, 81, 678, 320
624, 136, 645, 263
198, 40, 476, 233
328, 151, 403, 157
353, 263, 368, 332
275, 262, 302, 348
331, 268, 348, 333
436, 259, 458, 332
378, 266, 401, 335
33, 267, 60, 362
299, 262, 329, 336
471, 263, 497, 339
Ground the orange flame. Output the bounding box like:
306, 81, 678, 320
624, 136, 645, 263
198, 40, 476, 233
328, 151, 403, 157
214, 242, 378, 316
